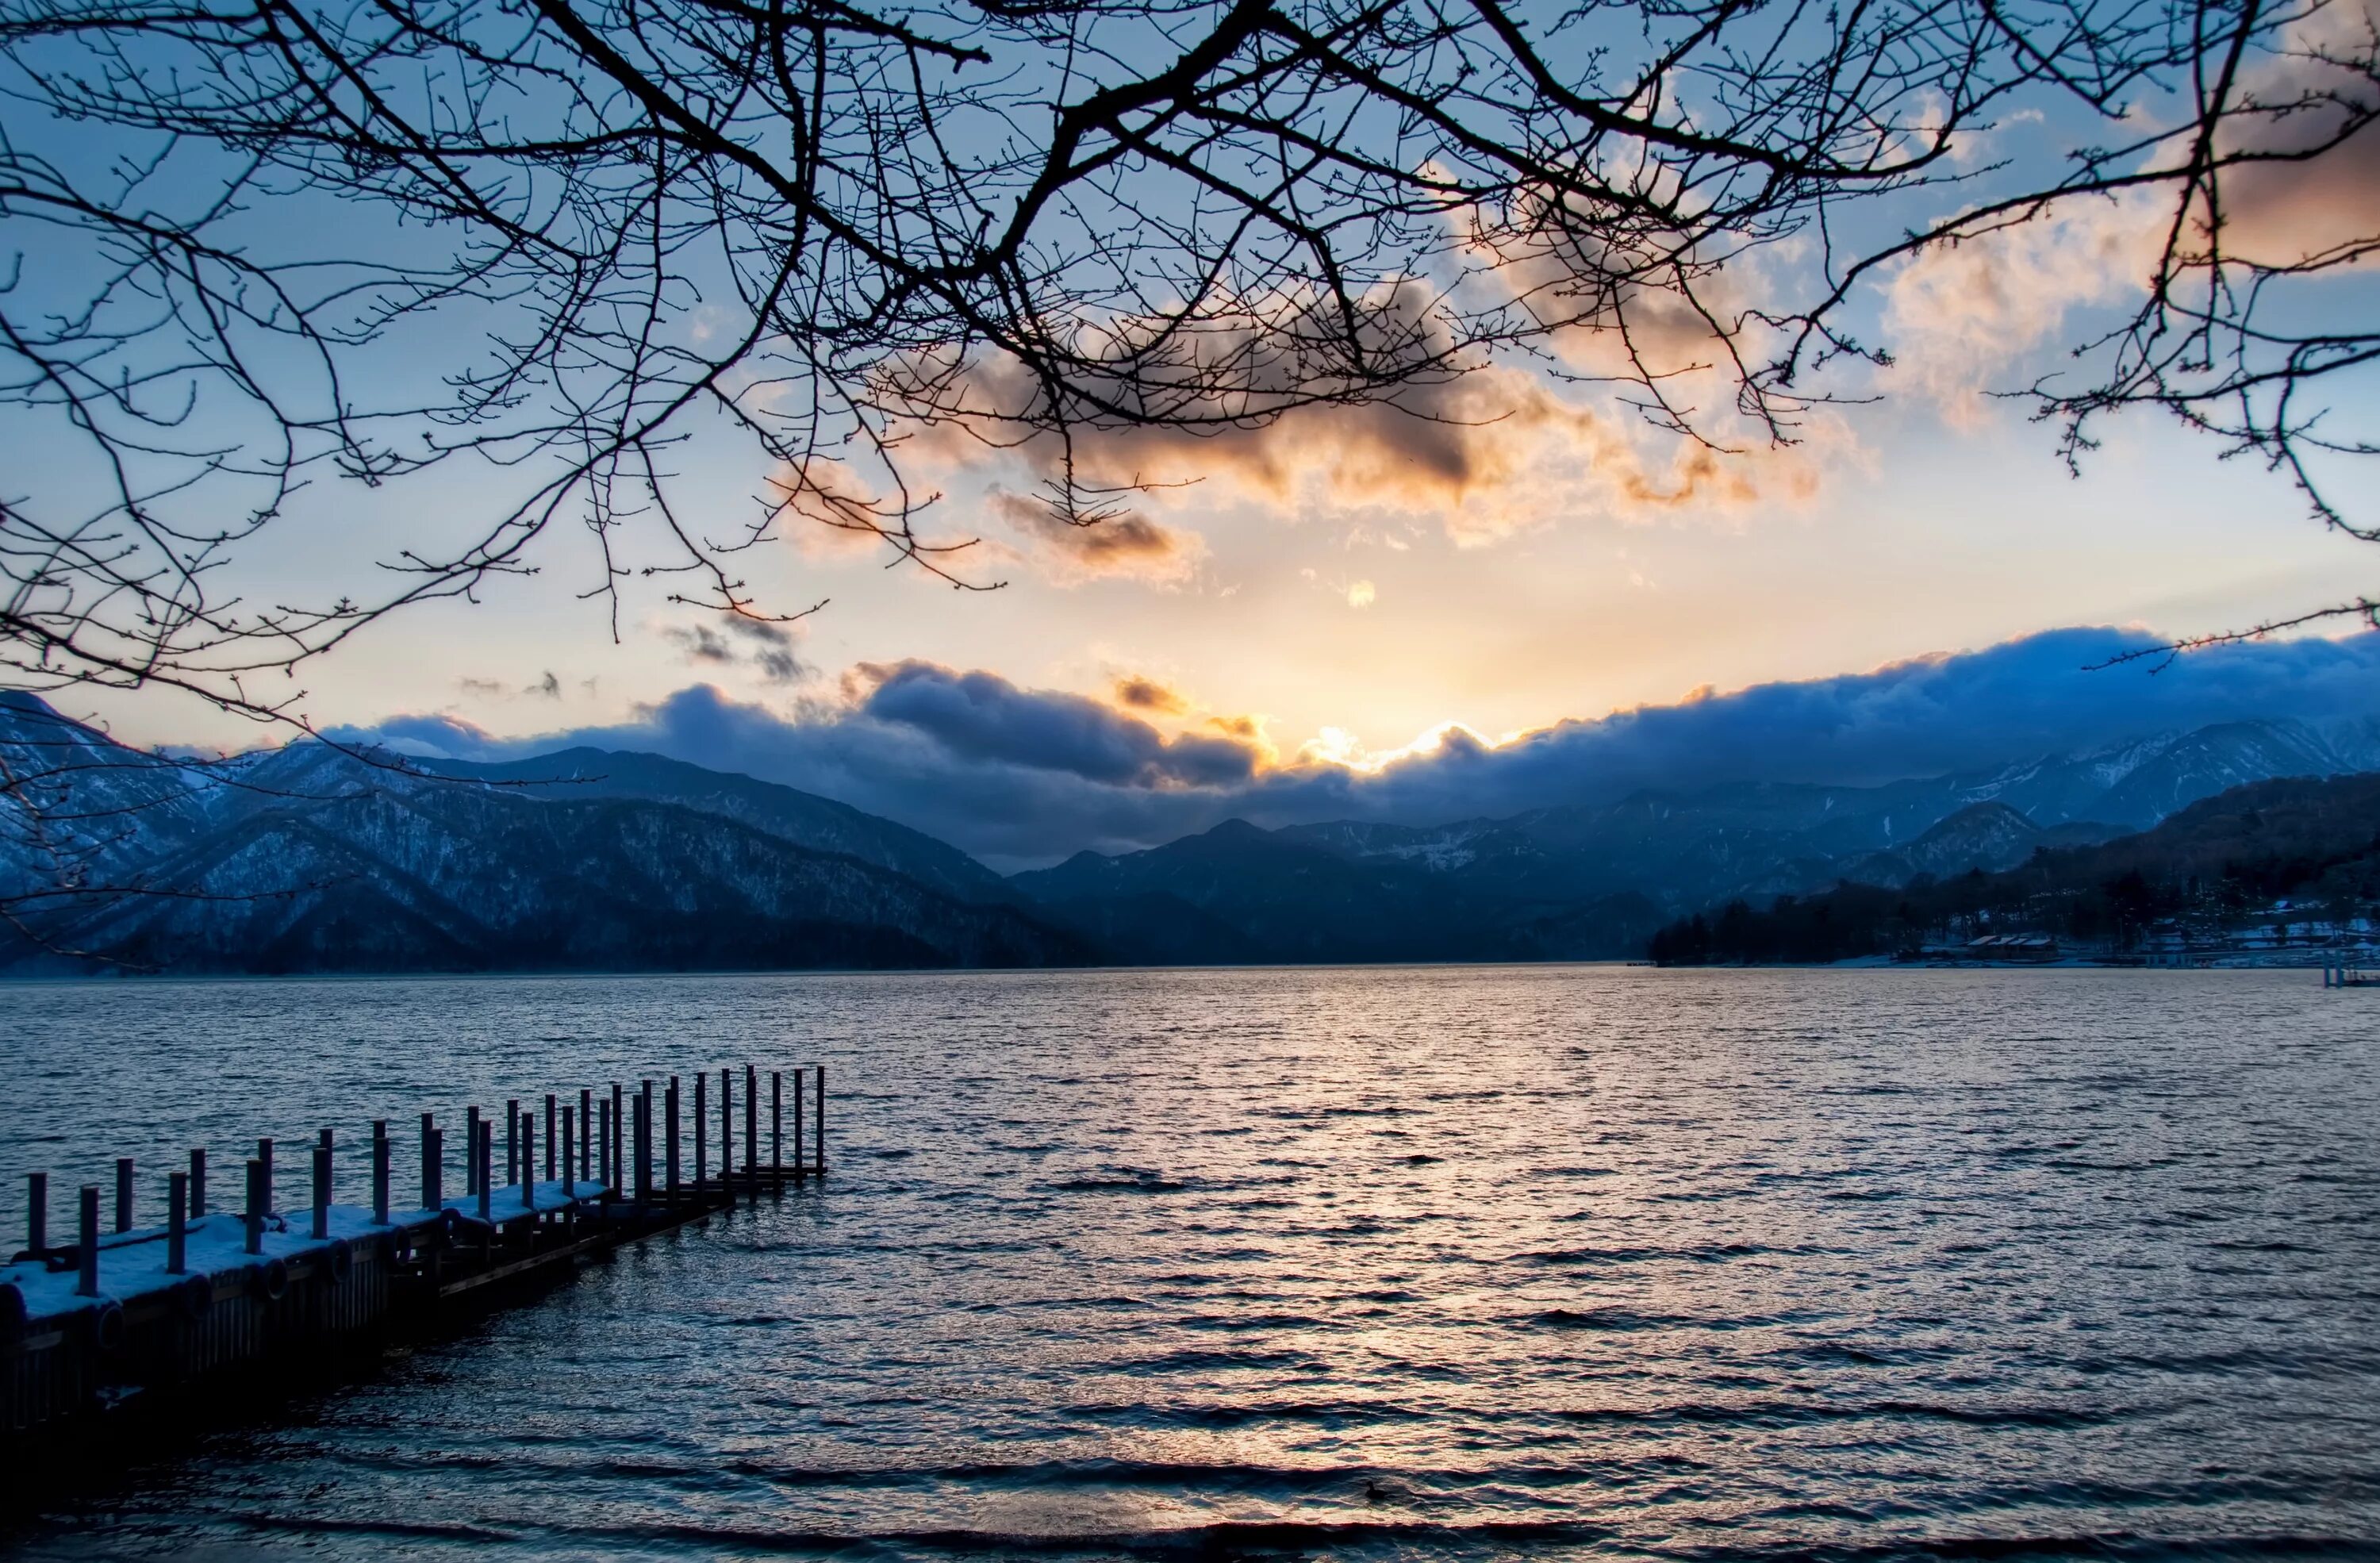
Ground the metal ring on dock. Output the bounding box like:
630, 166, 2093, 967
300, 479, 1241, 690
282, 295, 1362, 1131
250, 1257, 290, 1301
89, 1300, 125, 1354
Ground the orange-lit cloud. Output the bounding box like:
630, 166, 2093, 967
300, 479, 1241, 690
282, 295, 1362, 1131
934, 363, 1821, 547
1883, 1, 2379, 410
891, 261, 1824, 551
1113, 675, 1188, 714
2210, 0, 2380, 269
983, 488, 1203, 586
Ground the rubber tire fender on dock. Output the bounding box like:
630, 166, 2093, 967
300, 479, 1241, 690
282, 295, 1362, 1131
89, 1300, 125, 1354
250, 1257, 290, 1302
0, 1281, 23, 1344
173, 1273, 213, 1320
325, 1237, 354, 1283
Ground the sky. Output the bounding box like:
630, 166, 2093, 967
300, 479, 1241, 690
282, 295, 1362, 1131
29, 1, 2380, 868
72, 277, 2380, 870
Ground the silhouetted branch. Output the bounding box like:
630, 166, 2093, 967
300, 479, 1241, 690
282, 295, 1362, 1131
2083, 597, 2380, 671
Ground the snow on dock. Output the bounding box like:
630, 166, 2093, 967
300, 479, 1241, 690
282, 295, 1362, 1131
2, 1063, 825, 1438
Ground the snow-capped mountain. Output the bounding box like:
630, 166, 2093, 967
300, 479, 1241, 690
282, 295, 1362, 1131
1012, 717, 2380, 960
7, 694, 2373, 973
0, 700, 1084, 974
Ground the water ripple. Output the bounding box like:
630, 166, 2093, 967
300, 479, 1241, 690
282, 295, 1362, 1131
0, 965, 2375, 1559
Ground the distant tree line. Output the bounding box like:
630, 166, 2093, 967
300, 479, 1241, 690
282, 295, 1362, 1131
1648, 775, 2380, 965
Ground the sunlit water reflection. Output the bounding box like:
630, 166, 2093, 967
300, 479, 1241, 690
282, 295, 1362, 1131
1, 966, 2375, 1558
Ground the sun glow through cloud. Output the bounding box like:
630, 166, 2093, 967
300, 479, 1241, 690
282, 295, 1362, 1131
1296, 720, 1488, 774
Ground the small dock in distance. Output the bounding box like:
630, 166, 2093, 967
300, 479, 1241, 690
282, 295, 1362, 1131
2, 1062, 824, 1440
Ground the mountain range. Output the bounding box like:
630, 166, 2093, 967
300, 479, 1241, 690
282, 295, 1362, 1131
3, 691, 2374, 974
1014, 718, 2380, 961
0, 697, 1081, 974
1647, 773, 2380, 966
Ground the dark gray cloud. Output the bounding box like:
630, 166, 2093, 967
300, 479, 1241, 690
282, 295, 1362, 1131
849, 661, 1257, 787
453, 670, 565, 701
345, 628, 2380, 870
662, 616, 809, 684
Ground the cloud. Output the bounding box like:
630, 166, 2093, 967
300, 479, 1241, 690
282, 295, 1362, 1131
984, 489, 1203, 586
1354, 627, 2380, 816
340, 627, 2380, 870
661, 616, 809, 684
2214, 0, 2380, 270
452, 670, 569, 702
1114, 676, 1188, 714
1883, 192, 2167, 419
1883, 4, 2380, 412
906, 295, 1822, 550
668, 625, 738, 664
844, 660, 1261, 788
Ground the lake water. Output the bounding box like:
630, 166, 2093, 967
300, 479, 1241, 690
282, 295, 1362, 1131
1, 966, 2375, 1559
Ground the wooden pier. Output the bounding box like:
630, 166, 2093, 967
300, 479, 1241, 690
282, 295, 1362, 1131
1, 1062, 825, 1439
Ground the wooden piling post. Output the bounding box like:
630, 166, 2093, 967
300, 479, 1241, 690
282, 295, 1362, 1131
477, 1120, 493, 1222
694, 1072, 708, 1189
544, 1094, 557, 1180
745, 1064, 758, 1180
190, 1147, 205, 1218
258, 1138, 274, 1217
794, 1070, 805, 1176
579, 1089, 593, 1183
77, 1186, 99, 1296
465, 1105, 481, 1196
562, 1106, 576, 1199
372, 1121, 391, 1225
521, 1114, 538, 1212
611, 1081, 624, 1189
115, 1158, 133, 1234
815, 1063, 825, 1172
167, 1171, 188, 1274
636, 1081, 653, 1201
772, 1071, 783, 1176
420, 1115, 437, 1211
666, 1077, 681, 1195
721, 1067, 733, 1189
505, 1097, 519, 1189
244, 1160, 266, 1256
420, 1117, 442, 1211
26, 1172, 45, 1254
312, 1138, 332, 1240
